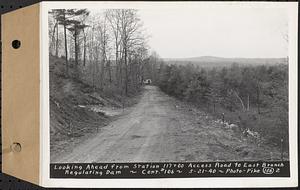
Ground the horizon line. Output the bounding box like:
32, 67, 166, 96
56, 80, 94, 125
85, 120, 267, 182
161, 56, 288, 60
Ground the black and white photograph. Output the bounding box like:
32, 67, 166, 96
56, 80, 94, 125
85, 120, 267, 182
48, 3, 292, 167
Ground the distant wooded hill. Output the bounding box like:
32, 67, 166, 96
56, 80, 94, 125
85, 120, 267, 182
163, 56, 288, 67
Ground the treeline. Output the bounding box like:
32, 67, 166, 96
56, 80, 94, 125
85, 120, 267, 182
155, 61, 288, 149
49, 9, 152, 96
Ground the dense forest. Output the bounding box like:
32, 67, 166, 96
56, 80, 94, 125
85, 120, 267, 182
49, 9, 154, 98
152, 60, 289, 151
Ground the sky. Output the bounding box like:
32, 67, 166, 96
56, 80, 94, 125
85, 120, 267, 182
138, 4, 288, 59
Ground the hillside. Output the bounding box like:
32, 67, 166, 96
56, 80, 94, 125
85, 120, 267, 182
163, 56, 288, 68
49, 56, 141, 162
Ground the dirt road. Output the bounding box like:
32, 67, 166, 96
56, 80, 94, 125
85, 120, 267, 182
54, 86, 281, 163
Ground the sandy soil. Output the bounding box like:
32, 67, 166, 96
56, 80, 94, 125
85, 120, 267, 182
52, 86, 284, 163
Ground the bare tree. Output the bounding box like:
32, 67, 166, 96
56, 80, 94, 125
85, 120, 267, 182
119, 10, 145, 95
97, 13, 110, 90
50, 8, 150, 95
107, 10, 122, 87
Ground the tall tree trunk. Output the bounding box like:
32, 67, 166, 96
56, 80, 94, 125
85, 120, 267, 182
108, 60, 112, 83
257, 84, 260, 114
83, 33, 86, 66
233, 89, 245, 111
92, 60, 95, 90
92, 38, 97, 91
120, 47, 124, 93
74, 28, 78, 66
63, 16, 68, 76
115, 43, 119, 86
100, 59, 105, 90
95, 46, 99, 89
51, 22, 57, 56
74, 27, 79, 78
55, 24, 59, 57
90, 27, 95, 90
124, 47, 128, 96
100, 40, 106, 90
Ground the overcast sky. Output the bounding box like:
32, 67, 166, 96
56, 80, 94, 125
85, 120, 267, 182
138, 5, 288, 59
